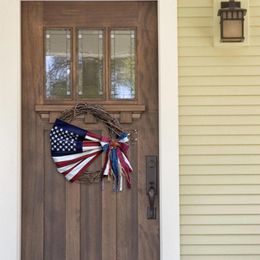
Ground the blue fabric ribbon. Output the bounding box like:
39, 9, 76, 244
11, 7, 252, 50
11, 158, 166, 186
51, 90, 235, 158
110, 148, 119, 191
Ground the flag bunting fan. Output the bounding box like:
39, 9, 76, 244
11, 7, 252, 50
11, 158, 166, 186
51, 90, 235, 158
49, 103, 134, 192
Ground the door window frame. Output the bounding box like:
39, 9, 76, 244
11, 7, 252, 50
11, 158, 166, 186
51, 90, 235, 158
0, 0, 180, 259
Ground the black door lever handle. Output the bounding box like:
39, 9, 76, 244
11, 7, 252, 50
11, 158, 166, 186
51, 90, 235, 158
148, 187, 156, 209
147, 187, 156, 219
146, 156, 158, 219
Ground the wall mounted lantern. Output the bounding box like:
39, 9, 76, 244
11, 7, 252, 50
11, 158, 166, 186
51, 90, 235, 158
218, 0, 247, 42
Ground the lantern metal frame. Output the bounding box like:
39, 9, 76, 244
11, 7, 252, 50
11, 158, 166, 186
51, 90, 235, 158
217, 0, 247, 42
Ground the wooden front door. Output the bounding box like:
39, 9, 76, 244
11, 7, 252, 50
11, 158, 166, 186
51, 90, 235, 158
22, 2, 159, 260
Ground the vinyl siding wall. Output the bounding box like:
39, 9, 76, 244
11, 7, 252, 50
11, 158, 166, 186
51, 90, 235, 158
178, 0, 260, 259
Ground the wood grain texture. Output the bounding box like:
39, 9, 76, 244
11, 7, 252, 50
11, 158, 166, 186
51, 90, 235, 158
80, 183, 102, 260
101, 181, 117, 260
116, 138, 138, 260
35, 104, 146, 112
119, 112, 132, 123
137, 2, 159, 260
43, 2, 139, 27
22, 3, 44, 260
66, 182, 80, 260
22, 2, 158, 260
44, 130, 66, 260
80, 137, 102, 260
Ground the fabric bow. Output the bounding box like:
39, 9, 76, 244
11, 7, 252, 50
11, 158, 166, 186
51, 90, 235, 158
50, 119, 133, 191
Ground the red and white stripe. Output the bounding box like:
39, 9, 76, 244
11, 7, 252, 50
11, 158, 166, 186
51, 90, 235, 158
52, 130, 133, 188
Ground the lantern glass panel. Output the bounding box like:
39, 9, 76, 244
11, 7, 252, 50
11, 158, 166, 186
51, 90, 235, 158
222, 20, 243, 41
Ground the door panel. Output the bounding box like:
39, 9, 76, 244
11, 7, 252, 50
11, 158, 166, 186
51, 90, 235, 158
22, 2, 158, 260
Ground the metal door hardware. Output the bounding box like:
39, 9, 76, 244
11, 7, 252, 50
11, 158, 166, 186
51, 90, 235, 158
146, 155, 157, 219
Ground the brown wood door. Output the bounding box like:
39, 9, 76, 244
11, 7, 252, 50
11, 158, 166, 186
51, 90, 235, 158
22, 2, 159, 260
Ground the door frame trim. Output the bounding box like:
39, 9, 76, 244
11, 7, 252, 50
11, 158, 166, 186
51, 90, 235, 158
158, 0, 180, 259
0, 0, 179, 259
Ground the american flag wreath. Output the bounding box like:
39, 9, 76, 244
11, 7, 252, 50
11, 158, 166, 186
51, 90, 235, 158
50, 118, 133, 192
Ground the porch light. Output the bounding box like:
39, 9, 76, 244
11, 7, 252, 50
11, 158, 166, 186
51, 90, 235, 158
217, 0, 247, 42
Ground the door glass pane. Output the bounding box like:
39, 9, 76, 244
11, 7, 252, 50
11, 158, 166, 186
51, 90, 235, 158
45, 29, 72, 99
110, 30, 136, 100
77, 29, 104, 99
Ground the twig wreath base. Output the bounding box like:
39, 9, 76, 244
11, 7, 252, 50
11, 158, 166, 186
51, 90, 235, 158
58, 103, 136, 184
59, 103, 124, 136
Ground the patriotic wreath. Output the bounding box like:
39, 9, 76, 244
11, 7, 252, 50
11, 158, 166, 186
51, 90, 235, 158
49, 103, 134, 191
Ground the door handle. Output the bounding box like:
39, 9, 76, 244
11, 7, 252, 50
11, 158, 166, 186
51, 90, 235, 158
147, 187, 156, 219
146, 156, 157, 219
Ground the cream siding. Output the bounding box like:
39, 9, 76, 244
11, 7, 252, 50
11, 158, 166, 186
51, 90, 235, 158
178, 0, 260, 259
